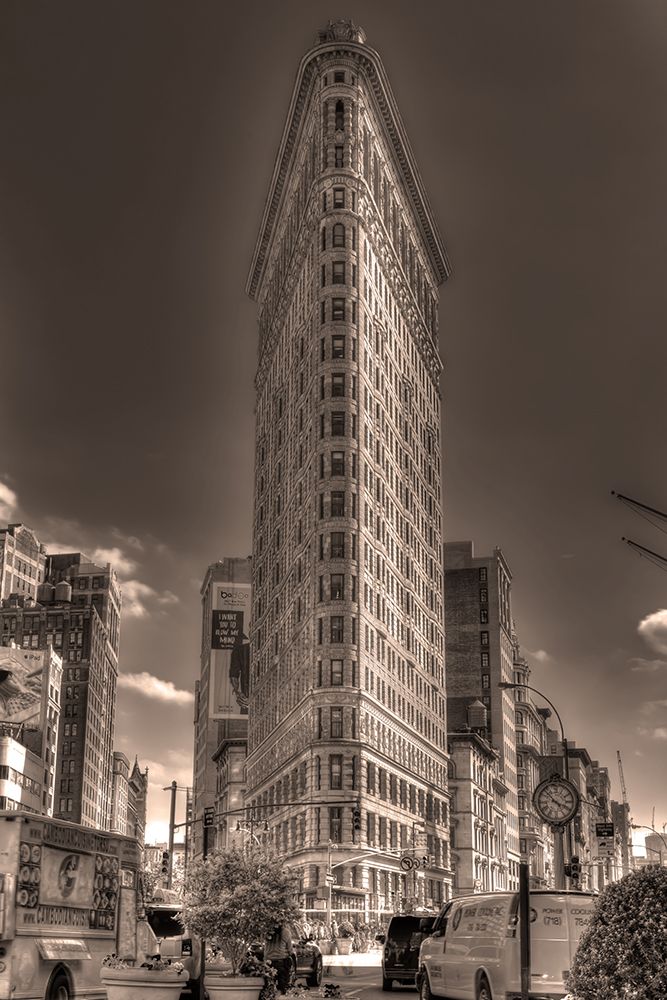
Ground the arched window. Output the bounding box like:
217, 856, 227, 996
335, 100, 344, 131
321, 227, 326, 251
333, 223, 345, 247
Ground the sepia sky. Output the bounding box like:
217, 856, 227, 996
1, 0, 666, 848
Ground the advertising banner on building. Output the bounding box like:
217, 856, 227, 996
209, 583, 251, 719
0, 647, 45, 728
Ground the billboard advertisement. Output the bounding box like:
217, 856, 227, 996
209, 582, 251, 719
0, 648, 45, 728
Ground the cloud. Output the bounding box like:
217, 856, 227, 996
628, 657, 667, 673
121, 580, 179, 618
637, 725, 667, 740
0, 481, 18, 521
92, 546, 139, 578
117, 671, 193, 705
111, 528, 144, 552
526, 648, 552, 662
638, 609, 667, 656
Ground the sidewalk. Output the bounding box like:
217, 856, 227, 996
323, 951, 382, 977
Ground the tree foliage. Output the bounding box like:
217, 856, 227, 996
181, 845, 302, 975
568, 866, 667, 1000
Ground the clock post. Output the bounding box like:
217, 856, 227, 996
533, 773, 580, 889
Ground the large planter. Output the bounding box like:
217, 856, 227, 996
317, 941, 333, 955
336, 937, 353, 954
204, 972, 265, 1000
100, 966, 185, 1000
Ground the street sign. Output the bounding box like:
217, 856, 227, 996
596, 822, 614, 838
400, 856, 414, 871
203, 807, 215, 828
596, 842, 616, 858
325, 873, 335, 884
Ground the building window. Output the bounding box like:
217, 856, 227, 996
331, 659, 344, 686
332, 373, 345, 396
481, 652, 489, 668
333, 224, 345, 247
330, 533, 345, 558
331, 491, 345, 516
330, 756, 343, 790
332, 334, 345, 357
332, 298, 345, 321
482, 673, 490, 688
332, 260, 345, 284
331, 412, 345, 435
333, 186, 345, 208
480, 609, 489, 624
329, 806, 342, 841
331, 574, 344, 600
331, 451, 345, 476
480, 631, 489, 646
479, 588, 488, 604
330, 708, 343, 739
330, 616, 344, 643
334, 71, 345, 83
479, 567, 487, 582
335, 146, 343, 168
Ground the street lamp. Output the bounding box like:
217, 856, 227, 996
631, 824, 667, 866
498, 681, 575, 883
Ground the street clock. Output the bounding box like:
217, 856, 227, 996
533, 774, 580, 826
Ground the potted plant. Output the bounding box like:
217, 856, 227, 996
100, 955, 185, 1000
335, 920, 355, 955
181, 844, 302, 1000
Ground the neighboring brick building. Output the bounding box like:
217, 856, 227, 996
245, 20, 452, 919
444, 541, 521, 890
192, 558, 251, 857
0, 549, 121, 829
0, 524, 47, 601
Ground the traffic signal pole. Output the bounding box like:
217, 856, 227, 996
167, 780, 177, 889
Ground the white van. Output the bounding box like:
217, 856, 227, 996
418, 890, 596, 1000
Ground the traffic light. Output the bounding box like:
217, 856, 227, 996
563, 862, 572, 879
352, 802, 362, 832
160, 850, 170, 876
570, 856, 581, 883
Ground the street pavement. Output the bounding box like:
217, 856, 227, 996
322, 952, 418, 1000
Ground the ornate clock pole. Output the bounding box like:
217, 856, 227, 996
533, 773, 580, 890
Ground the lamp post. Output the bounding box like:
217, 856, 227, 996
498, 681, 575, 885
631, 824, 667, 866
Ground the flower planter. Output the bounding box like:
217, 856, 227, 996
205, 972, 265, 1000
317, 941, 333, 955
100, 966, 184, 1000
336, 938, 353, 954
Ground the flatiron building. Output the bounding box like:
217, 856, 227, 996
246, 21, 452, 917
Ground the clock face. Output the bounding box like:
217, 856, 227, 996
533, 777, 580, 825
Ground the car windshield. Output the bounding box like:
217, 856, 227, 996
146, 908, 184, 938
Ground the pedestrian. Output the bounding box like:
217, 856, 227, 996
265, 923, 294, 994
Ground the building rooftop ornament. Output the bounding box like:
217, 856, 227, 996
316, 19, 366, 45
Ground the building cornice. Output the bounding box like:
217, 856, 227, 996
246, 39, 449, 301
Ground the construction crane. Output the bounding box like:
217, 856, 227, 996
612, 492, 667, 569
617, 750, 633, 870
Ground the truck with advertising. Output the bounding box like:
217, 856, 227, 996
418, 889, 597, 1000
0, 809, 145, 1000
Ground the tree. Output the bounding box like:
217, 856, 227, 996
568, 866, 667, 1000
180, 845, 302, 976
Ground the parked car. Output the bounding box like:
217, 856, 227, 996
144, 900, 201, 995
378, 914, 435, 991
